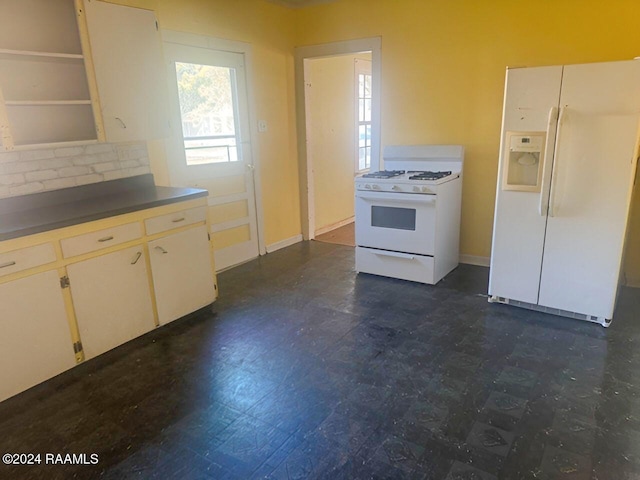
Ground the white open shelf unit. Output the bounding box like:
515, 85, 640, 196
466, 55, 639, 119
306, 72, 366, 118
0, 0, 99, 150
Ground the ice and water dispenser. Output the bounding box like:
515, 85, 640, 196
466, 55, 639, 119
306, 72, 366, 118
502, 132, 545, 192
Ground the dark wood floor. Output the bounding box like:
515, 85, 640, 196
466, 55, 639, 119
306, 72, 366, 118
1, 240, 640, 479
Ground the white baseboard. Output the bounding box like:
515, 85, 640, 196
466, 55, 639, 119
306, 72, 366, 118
626, 279, 640, 288
314, 216, 354, 237
459, 254, 490, 267
266, 234, 303, 253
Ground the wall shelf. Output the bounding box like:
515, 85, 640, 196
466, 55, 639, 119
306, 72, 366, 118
0, 0, 98, 150
0, 49, 84, 61
5, 100, 92, 106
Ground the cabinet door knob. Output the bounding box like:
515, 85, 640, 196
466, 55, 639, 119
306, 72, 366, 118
98, 236, 114, 243
172, 217, 186, 223
154, 246, 168, 254
0, 261, 16, 269
131, 251, 142, 265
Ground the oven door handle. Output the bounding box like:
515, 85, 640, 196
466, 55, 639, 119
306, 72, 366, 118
356, 191, 436, 204
373, 250, 416, 260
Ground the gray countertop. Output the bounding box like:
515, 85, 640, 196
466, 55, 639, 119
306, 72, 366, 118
0, 174, 208, 241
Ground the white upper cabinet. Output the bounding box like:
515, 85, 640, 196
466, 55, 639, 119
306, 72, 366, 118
83, 0, 170, 142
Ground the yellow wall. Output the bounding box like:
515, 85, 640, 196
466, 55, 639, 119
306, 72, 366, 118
102, 0, 640, 281
308, 54, 369, 233
295, 0, 640, 279
103, 0, 301, 248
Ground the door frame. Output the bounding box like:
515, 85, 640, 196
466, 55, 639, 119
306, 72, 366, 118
295, 37, 382, 240
161, 29, 266, 256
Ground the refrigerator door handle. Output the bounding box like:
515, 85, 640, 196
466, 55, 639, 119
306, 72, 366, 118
548, 106, 566, 217
539, 106, 559, 216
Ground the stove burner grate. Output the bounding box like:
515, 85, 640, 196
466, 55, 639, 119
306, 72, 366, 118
408, 171, 452, 181
361, 170, 405, 179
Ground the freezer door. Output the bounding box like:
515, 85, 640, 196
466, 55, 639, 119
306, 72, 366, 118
538, 60, 640, 319
489, 65, 563, 304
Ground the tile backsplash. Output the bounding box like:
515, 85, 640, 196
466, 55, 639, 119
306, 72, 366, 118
0, 142, 150, 199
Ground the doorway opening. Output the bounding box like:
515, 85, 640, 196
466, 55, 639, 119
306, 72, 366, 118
295, 38, 381, 242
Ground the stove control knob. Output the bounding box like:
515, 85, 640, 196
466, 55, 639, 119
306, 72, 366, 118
372, 185, 381, 190
364, 184, 371, 189
413, 186, 420, 192
422, 187, 429, 193
392, 185, 400, 191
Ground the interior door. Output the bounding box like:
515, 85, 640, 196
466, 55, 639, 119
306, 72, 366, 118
538, 61, 640, 319
164, 42, 259, 271
488, 65, 563, 304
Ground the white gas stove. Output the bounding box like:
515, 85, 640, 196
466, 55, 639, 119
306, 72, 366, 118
355, 145, 464, 284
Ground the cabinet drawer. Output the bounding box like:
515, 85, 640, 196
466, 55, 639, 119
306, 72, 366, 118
145, 206, 207, 236
61, 222, 142, 258
0, 243, 56, 278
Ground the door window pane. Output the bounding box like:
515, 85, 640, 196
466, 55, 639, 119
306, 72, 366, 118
356, 71, 372, 171
175, 62, 238, 165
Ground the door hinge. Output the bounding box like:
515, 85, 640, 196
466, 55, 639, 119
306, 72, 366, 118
60, 275, 70, 289
73, 341, 83, 354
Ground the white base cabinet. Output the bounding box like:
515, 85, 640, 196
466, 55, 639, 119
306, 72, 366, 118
0, 197, 216, 402
149, 225, 216, 325
0, 270, 77, 401
66, 245, 155, 359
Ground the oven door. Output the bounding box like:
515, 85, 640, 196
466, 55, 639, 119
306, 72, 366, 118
355, 190, 436, 256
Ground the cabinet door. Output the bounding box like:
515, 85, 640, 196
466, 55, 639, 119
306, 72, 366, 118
67, 245, 155, 359
83, 0, 170, 142
148, 226, 216, 325
0, 270, 76, 402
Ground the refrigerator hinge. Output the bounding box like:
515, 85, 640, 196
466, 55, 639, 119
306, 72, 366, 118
60, 275, 70, 289
73, 341, 83, 354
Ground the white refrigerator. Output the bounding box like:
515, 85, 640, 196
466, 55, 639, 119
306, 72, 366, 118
488, 60, 640, 326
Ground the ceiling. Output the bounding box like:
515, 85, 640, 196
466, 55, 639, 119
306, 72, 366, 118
264, 0, 339, 8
